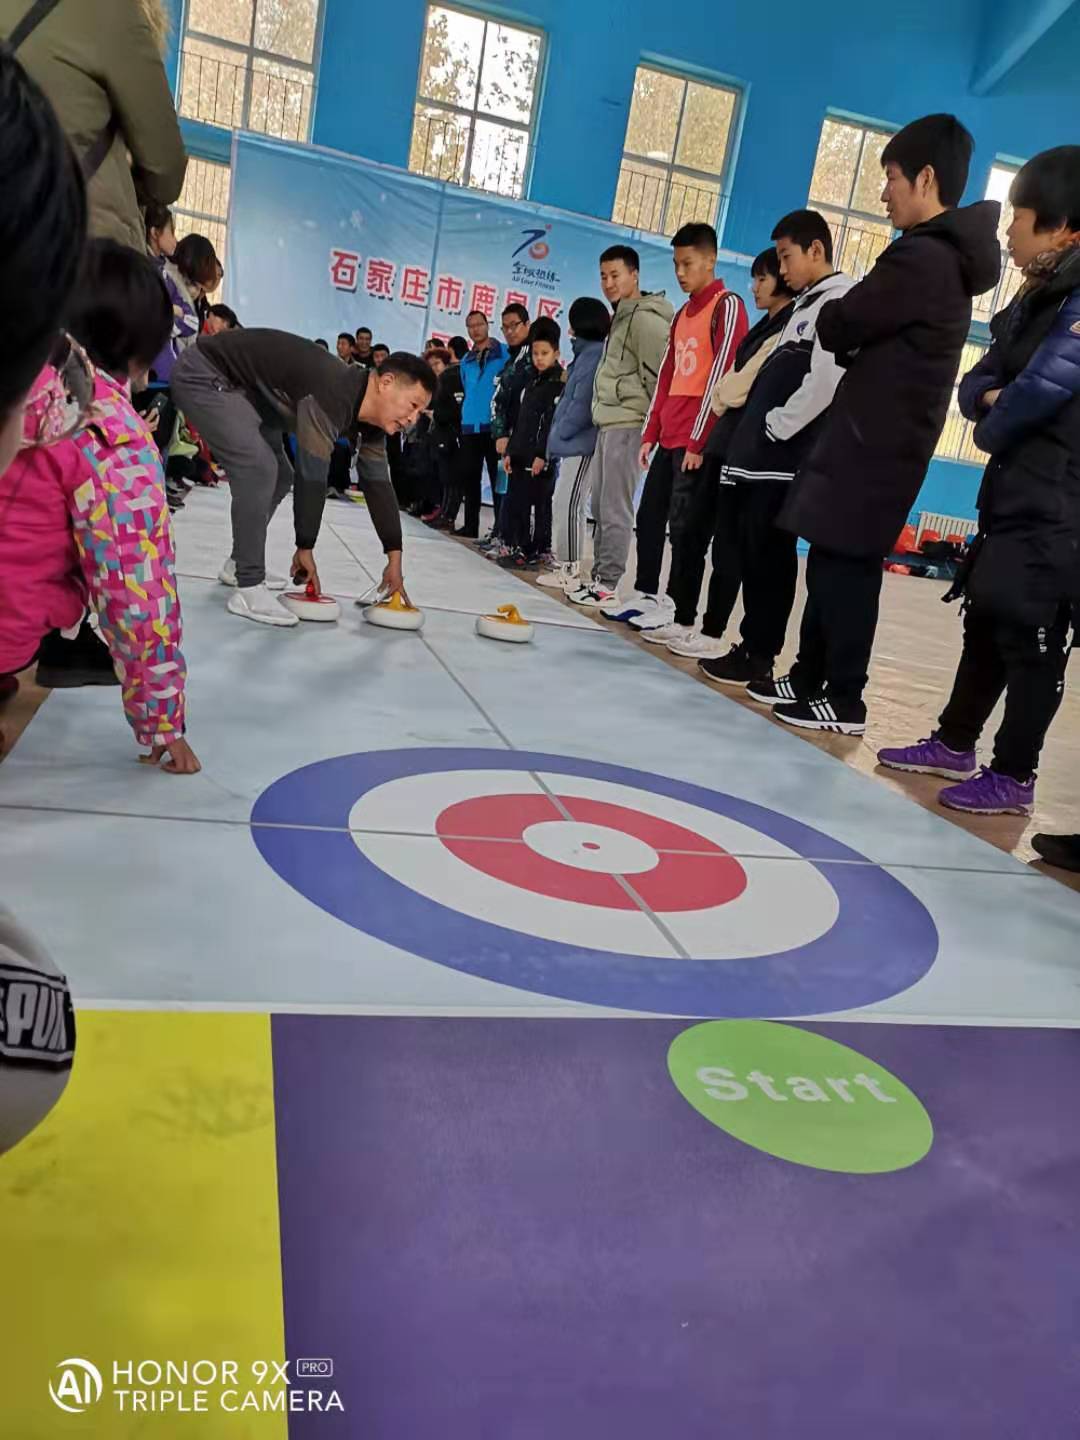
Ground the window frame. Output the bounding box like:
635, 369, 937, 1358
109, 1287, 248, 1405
972, 159, 1026, 324
806, 114, 898, 282
173, 156, 233, 288
410, 1, 546, 200
179, 0, 326, 142
613, 61, 741, 236
809, 114, 896, 228
934, 339, 990, 466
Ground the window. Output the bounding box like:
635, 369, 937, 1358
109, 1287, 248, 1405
179, 0, 322, 144
174, 159, 232, 288
973, 161, 1025, 323
408, 4, 543, 200
808, 116, 895, 280
612, 65, 738, 235
935, 340, 989, 464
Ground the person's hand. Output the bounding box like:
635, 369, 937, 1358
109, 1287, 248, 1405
291, 549, 321, 594
530, 457, 545, 476
638, 442, 652, 471
144, 408, 159, 433
140, 737, 201, 775
495, 437, 509, 456
381, 552, 410, 606
681, 451, 704, 472
503, 455, 512, 474
983, 388, 1002, 408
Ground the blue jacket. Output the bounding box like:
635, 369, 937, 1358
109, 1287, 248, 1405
956, 251, 1080, 621
548, 337, 603, 459
460, 339, 507, 432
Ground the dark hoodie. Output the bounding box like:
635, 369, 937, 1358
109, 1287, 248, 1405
778, 200, 1002, 557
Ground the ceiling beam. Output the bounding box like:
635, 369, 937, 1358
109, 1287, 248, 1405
972, 0, 1079, 94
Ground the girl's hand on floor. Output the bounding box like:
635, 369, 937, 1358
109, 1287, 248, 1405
140, 738, 202, 775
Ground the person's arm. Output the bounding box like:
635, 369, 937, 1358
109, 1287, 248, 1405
711, 333, 780, 416
687, 292, 748, 456
765, 323, 849, 443
816, 239, 972, 359
635, 305, 674, 407
292, 396, 338, 572
530, 385, 562, 467
548, 364, 590, 458
958, 343, 1007, 421
169, 279, 201, 349
490, 353, 514, 441
66, 437, 193, 766
640, 324, 675, 449
102, 0, 188, 206
973, 292, 1080, 455
353, 439, 404, 553
353, 438, 408, 599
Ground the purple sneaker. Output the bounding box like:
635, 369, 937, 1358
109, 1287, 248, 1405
877, 735, 977, 781
938, 767, 1035, 816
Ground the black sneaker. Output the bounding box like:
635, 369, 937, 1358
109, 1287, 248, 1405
35, 621, 118, 689
773, 696, 867, 735
496, 549, 531, 570
699, 644, 773, 688
746, 673, 803, 706
1031, 833, 1080, 873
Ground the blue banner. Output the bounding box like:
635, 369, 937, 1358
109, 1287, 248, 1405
225, 133, 753, 350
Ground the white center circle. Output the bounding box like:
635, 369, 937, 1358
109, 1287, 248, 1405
522, 820, 660, 875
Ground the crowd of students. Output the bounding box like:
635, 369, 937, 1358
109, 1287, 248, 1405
0, 38, 1078, 872
316, 112, 1078, 867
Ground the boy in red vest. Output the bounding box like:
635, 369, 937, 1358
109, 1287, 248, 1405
627, 222, 747, 633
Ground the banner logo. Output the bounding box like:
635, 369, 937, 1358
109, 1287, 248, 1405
513, 225, 551, 261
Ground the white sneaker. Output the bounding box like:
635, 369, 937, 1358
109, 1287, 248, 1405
666, 631, 727, 659
641, 621, 693, 647
568, 583, 617, 608
219, 557, 287, 591
629, 595, 676, 630
536, 562, 579, 591
226, 583, 299, 627
600, 589, 651, 621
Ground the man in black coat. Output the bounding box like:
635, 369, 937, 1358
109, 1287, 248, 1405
748, 114, 1002, 733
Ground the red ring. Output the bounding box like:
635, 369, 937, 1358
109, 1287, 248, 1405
435, 793, 746, 911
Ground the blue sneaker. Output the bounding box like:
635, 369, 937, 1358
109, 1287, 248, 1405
938, 767, 1035, 816
877, 735, 978, 781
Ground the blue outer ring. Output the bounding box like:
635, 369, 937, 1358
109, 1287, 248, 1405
251, 748, 939, 1016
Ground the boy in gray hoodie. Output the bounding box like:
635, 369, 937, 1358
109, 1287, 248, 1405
567, 246, 672, 607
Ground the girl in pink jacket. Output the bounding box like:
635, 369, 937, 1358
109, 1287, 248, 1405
0, 241, 199, 774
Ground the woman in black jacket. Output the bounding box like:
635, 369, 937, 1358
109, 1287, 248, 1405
878, 147, 1080, 824
421, 346, 464, 525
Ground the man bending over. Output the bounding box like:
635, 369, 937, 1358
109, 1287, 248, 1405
172, 329, 434, 627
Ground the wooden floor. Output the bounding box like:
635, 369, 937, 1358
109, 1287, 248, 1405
509, 543, 1080, 895
3, 534, 1078, 895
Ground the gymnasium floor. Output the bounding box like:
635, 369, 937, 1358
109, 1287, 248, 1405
2, 491, 1078, 1437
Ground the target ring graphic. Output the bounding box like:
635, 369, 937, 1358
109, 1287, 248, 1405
251, 749, 939, 1016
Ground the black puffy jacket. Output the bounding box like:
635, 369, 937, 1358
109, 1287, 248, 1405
780, 202, 1002, 556
507, 367, 564, 465
954, 249, 1080, 624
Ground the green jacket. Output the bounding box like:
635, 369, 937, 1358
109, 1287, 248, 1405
1, 0, 187, 253
591, 290, 674, 429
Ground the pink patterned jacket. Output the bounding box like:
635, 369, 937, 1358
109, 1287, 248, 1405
0, 367, 187, 746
